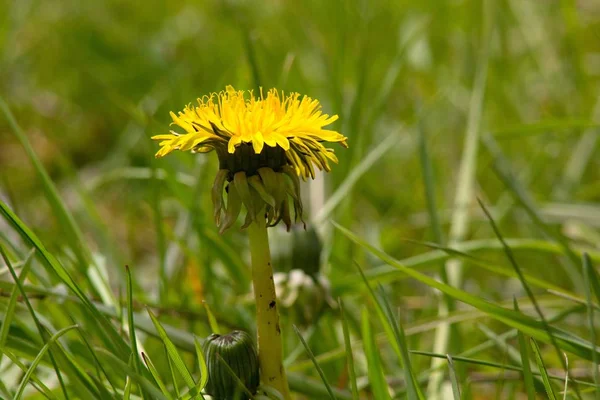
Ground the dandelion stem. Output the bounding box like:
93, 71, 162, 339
247, 213, 291, 399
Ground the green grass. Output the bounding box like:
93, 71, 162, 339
1, 0, 600, 398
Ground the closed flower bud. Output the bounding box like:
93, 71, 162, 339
203, 330, 260, 400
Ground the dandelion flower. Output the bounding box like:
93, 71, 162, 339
152, 85, 347, 232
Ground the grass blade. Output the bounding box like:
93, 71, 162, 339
530, 338, 557, 400
141, 353, 174, 399
193, 336, 209, 392
0, 244, 71, 398
0, 200, 130, 356
583, 253, 600, 399
202, 301, 220, 335
478, 199, 574, 380
356, 265, 423, 399
0, 348, 58, 399
97, 349, 169, 400
293, 325, 337, 400
14, 325, 79, 400
514, 299, 536, 400
0, 250, 34, 363
401, 238, 565, 292
126, 266, 143, 377
446, 355, 461, 400
147, 308, 196, 389
334, 237, 600, 294
338, 299, 359, 400
333, 222, 600, 361
563, 353, 569, 400
376, 286, 423, 399
124, 376, 132, 400
410, 350, 598, 388
361, 308, 391, 400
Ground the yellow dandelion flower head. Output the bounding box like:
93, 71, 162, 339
152, 85, 347, 180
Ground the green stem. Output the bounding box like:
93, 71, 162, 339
247, 215, 291, 399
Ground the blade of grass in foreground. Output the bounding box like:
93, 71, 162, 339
97, 349, 169, 400
0, 249, 34, 366
530, 338, 557, 400
400, 238, 565, 292
0, 200, 130, 357
478, 198, 577, 396
409, 350, 599, 388
0, 244, 71, 399
293, 325, 337, 400
514, 299, 536, 400
13, 325, 79, 400
126, 267, 143, 376
125, 266, 150, 399
70, 324, 118, 399
583, 253, 600, 399
338, 299, 359, 400
193, 336, 209, 393
124, 375, 132, 400
202, 301, 221, 335
357, 265, 423, 399
333, 222, 600, 361
335, 237, 600, 293
0, 349, 58, 399
165, 344, 181, 399
142, 352, 174, 399
147, 308, 196, 389
446, 355, 461, 400
361, 264, 423, 399
361, 308, 391, 400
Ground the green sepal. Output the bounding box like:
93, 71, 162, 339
220, 181, 242, 234
241, 211, 254, 230
282, 166, 304, 225
266, 172, 287, 228
281, 195, 292, 231
282, 166, 301, 201
257, 167, 278, 198
212, 169, 229, 226
234, 171, 255, 222
248, 175, 276, 208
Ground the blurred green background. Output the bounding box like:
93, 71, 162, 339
1, 0, 600, 398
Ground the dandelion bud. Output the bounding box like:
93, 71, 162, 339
203, 330, 260, 400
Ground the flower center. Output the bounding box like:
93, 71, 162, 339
217, 143, 287, 181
